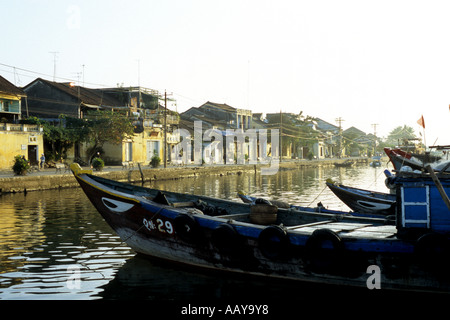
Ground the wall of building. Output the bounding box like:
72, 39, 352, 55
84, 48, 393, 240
0, 124, 44, 169
23, 80, 79, 118
99, 129, 164, 165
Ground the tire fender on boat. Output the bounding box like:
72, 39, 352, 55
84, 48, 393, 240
173, 213, 203, 243
211, 223, 241, 255
415, 232, 450, 271
305, 228, 344, 273
384, 176, 396, 191
258, 225, 290, 260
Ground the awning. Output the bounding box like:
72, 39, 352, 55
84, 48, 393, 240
81, 103, 101, 109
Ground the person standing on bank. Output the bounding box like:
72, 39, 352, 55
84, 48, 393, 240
40, 154, 45, 169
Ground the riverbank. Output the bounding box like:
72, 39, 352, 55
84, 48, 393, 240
0, 157, 370, 194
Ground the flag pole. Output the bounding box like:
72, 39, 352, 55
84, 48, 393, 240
423, 127, 426, 149
417, 115, 426, 149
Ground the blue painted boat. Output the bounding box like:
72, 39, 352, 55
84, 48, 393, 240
334, 159, 354, 167
369, 156, 382, 167
325, 180, 396, 216
237, 191, 389, 219
71, 163, 450, 293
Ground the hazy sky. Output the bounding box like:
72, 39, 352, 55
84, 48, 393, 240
2, 0, 450, 145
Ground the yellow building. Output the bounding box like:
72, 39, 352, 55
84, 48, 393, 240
0, 123, 44, 169
100, 127, 165, 166
0, 75, 44, 170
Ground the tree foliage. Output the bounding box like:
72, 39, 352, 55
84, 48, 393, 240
76, 110, 135, 162
23, 110, 135, 164
385, 125, 417, 146
267, 111, 319, 157
21, 116, 74, 161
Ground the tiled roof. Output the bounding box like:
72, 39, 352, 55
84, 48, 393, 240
24, 78, 123, 108
0, 76, 26, 97
201, 101, 236, 112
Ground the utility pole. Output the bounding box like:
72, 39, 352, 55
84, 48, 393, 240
163, 90, 173, 168
280, 110, 283, 162
164, 91, 167, 168
371, 123, 379, 156
136, 59, 141, 110
335, 117, 344, 158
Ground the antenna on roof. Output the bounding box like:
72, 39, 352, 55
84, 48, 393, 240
49, 51, 59, 81
82, 64, 85, 86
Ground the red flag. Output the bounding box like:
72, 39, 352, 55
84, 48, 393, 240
417, 115, 425, 129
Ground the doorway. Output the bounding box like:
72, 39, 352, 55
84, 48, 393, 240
27, 145, 38, 165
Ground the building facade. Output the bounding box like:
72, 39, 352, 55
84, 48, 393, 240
0, 76, 44, 169
0, 76, 26, 122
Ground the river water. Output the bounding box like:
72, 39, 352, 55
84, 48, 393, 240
0, 163, 392, 301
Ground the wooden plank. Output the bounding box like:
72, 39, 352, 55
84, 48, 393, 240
286, 220, 333, 230
214, 213, 249, 219
171, 201, 195, 208
137, 162, 145, 184
356, 225, 397, 233
341, 230, 396, 239
426, 164, 450, 211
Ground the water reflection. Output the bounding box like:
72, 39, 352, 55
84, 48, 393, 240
98, 254, 355, 301
0, 188, 134, 299
146, 163, 391, 210
0, 163, 392, 299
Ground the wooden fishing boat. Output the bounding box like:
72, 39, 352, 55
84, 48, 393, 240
237, 191, 388, 219
325, 179, 396, 216
334, 159, 354, 167
71, 163, 450, 293
384, 147, 450, 173
369, 156, 382, 167
384, 147, 424, 171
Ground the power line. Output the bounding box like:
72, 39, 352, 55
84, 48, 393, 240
0, 62, 115, 88
0, 61, 200, 111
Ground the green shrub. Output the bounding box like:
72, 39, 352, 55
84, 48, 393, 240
92, 157, 104, 171
150, 154, 161, 168
12, 155, 30, 175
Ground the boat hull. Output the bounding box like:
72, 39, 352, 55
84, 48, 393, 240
72, 165, 450, 293
385, 149, 424, 171
326, 182, 396, 216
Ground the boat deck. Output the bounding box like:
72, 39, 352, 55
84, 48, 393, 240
295, 222, 397, 238
214, 211, 397, 239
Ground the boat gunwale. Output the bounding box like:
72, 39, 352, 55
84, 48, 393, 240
76, 171, 402, 250
326, 182, 396, 203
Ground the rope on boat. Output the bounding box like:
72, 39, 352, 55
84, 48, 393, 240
307, 185, 328, 207
366, 166, 391, 189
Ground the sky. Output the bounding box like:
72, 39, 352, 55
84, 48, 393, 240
2, 0, 450, 145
